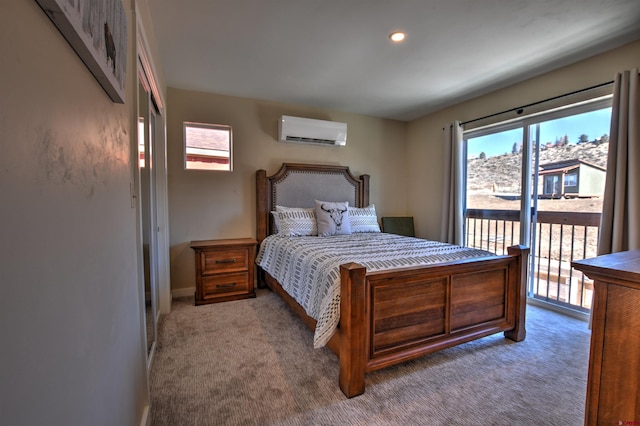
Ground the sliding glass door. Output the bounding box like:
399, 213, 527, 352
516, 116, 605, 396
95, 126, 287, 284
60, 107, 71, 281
463, 98, 612, 314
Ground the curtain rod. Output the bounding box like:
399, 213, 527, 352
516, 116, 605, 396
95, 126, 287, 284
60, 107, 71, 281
460, 80, 615, 127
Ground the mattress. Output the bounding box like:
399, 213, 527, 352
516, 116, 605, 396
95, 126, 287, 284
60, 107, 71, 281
256, 233, 496, 348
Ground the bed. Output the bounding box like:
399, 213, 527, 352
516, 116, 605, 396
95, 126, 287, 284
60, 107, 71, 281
255, 162, 529, 398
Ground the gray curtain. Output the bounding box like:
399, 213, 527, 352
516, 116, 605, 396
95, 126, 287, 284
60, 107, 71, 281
440, 121, 465, 245
598, 68, 640, 255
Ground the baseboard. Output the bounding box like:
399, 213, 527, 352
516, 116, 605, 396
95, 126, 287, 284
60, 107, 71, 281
140, 405, 150, 426
172, 287, 195, 299
527, 297, 590, 322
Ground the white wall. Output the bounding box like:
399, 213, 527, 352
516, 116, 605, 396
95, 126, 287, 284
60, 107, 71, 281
0, 1, 149, 424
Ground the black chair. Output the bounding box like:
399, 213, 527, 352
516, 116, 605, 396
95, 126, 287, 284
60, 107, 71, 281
381, 216, 415, 237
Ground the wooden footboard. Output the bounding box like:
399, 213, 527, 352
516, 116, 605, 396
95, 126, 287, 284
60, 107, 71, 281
339, 245, 528, 397
261, 245, 529, 398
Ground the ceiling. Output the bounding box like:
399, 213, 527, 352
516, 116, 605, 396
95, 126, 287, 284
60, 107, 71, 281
147, 0, 640, 122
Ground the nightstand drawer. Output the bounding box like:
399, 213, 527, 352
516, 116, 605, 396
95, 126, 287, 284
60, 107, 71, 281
201, 248, 249, 274
202, 272, 249, 297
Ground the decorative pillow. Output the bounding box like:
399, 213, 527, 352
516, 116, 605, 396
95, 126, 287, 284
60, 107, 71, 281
315, 200, 351, 236
275, 206, 317, 236
349, 204, 381, 233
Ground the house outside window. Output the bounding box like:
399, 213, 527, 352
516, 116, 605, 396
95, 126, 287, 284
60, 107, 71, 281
538, 160, 605, 198
564, 173, 578, 187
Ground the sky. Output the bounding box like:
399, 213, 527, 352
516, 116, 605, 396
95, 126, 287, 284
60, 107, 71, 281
466, 107, 612, 159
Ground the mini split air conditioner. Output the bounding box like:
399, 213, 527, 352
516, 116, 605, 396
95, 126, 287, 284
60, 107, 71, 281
279, 115, 347, 146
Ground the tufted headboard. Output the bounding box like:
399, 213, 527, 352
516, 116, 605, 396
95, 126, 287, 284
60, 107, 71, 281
256, 163, 370, 244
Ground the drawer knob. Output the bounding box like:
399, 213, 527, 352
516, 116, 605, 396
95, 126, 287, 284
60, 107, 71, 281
215, 258, 237, 264
216, 283, 237, 289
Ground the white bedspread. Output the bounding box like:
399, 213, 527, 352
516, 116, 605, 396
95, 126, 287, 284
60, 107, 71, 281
255, 233, 496, 348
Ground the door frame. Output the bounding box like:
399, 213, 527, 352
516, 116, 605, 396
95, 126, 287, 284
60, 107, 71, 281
134, 6, 170, 373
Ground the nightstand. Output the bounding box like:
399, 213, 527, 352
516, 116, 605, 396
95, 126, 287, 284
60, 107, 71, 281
190, 238, 257, 305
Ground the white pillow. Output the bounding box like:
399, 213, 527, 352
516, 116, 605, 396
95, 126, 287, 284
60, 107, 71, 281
349, 204, 381, 233
275, 206, 317, 236
315, 200, 351, 236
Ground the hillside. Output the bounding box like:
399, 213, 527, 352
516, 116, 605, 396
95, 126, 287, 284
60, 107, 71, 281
467, 141, 609, 194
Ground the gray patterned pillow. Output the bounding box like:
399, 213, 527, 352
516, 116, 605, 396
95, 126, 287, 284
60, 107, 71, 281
275, 206, 317, 236
270, 211, 280, 234
315, 200, 351, 236
349, 204, 381, 233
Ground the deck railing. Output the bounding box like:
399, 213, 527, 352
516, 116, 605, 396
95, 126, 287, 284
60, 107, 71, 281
465, 209, 601, 312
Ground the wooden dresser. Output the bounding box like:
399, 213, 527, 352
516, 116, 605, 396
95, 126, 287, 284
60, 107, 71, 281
572, 250, 640, 425
190, 238, 257, 305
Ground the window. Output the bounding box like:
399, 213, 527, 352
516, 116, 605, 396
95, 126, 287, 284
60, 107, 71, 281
184, 122, 233, 171
465, 99, 612, 216
544, 175, 560, 195
564, 173, 577, 187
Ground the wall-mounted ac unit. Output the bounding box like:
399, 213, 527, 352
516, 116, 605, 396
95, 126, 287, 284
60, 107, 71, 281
279, 115, 347, 146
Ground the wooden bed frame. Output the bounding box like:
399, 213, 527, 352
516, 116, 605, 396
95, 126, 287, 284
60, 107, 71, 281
256, 163, 529, 398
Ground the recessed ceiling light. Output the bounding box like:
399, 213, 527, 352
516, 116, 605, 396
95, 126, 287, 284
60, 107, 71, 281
389, 32, 406, 42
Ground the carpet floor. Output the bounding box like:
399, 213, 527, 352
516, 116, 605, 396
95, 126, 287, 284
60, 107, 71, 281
150, 289, 590, 425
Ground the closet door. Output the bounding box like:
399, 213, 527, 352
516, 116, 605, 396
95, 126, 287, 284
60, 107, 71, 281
138, 71, 159, 364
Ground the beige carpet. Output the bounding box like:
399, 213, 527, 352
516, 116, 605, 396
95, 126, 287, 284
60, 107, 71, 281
150, 289, 590, 425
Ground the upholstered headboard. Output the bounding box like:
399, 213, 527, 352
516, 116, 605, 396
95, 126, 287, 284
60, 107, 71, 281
256, 163, 370, 244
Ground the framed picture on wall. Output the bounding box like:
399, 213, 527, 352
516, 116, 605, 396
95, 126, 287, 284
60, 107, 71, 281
35, 0, 127, 103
